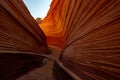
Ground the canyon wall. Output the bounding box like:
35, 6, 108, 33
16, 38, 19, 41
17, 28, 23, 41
41, 0, 120, 79
0, 0, 120, 79
0, 0, 49, 53
0, 0, 50, 79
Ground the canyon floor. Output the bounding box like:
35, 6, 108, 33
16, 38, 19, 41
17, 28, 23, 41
17, 47, 61, 80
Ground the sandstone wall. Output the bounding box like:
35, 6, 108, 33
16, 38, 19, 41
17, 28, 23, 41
0, 0, 120, 79
41, 0, 120, 79
0, 0, 50, 79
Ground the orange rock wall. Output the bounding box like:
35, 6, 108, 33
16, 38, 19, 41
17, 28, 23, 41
41, 0, 120, 79
0, 0, 120, 79
40, 0, 68, 49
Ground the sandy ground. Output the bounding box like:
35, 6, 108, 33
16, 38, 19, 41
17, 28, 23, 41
17, 47, 61, 80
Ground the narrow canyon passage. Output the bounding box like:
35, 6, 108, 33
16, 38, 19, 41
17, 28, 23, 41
0, 0, 120, 80
17, 47, 61, 80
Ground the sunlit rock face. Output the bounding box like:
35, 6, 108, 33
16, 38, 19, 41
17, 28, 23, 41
40, 0, 68, 49
41, 0, 120, 79
0, 0, 50, 79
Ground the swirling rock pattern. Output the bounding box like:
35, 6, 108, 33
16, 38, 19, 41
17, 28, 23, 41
41, 0, 120, 79
0, 0, 120, 80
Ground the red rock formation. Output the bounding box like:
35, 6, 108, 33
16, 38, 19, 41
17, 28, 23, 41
0, 0, 49, 53
0, 0, 50, 79
0, 0, 120, 80
40, 0, 120, 79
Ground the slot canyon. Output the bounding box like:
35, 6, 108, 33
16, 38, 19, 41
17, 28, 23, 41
0, 0, 120, 80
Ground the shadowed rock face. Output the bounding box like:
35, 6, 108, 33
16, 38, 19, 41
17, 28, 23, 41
0, 0, 49, 53
0, 0, 50, 79
0, 53, 43, 80
53, 62, 74, 80
0, 0, 120, 80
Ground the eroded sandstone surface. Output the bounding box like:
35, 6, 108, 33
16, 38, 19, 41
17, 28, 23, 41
0, 0, 120, 80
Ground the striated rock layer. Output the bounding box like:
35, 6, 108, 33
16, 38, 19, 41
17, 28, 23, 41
0, 0, 49, 53
40, 0, 120, 79
0, 0, 50, 80
0, 0, 120, 80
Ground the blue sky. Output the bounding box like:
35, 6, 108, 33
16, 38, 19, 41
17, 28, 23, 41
23, 0, 52, 19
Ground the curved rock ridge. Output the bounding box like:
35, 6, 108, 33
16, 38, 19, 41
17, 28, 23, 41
40, 0, 120, 79
40, 0, 67, 49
